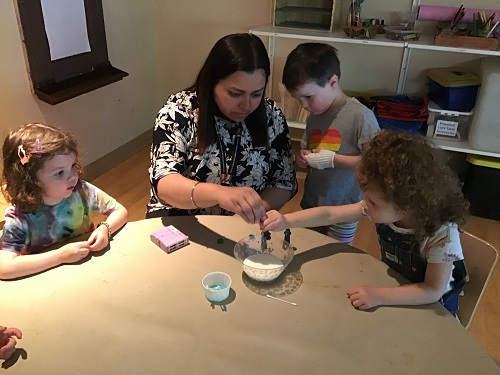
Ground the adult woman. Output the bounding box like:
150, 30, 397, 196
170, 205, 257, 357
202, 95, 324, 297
147, 33, 297, 223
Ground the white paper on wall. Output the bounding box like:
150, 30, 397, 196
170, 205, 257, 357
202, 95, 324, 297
41, 0, 91, 61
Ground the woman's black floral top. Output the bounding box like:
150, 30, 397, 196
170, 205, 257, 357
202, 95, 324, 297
148, 90, 297, 216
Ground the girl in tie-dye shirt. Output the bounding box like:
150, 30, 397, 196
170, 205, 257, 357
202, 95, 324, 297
0, 123, 128, 279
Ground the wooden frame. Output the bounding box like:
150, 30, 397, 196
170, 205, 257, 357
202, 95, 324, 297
14, 0, 128, 105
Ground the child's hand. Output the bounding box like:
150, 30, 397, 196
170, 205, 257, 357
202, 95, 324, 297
305, 149, 335, 170
58, 242, 90, 264
295, 149, 310, 169
346, 285, 382, 310
0, 326, 22, 360
86, 226, 109, 252
259, 210, 288, 232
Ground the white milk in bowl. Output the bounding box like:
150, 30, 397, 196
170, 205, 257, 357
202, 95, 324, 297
242, 253, 284, 282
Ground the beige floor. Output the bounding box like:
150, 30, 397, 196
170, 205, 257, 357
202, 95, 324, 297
91, 146, 500, 364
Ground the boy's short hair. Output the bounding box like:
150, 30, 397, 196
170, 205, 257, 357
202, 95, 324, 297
282, 43, 341, 91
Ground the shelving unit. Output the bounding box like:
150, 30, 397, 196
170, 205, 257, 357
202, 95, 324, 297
251, 25, 406, 96
274, 0, 335, 31
250, 23, 500, 158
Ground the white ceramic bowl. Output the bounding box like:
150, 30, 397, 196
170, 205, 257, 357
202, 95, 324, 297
234, 234, 293, 282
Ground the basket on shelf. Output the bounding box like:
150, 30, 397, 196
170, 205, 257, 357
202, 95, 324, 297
434, 27, 500, 51
344, 25, 377, 39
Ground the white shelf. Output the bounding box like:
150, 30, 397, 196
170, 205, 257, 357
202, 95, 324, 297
408, 33, 500, 56
253, 24, 500, 159
429, 137, 500, 158
251, 25, 500, 56
287, 120, 306, 130
289, 119, 500, 157
290, 121, 500, 157
250, 25, 406, 48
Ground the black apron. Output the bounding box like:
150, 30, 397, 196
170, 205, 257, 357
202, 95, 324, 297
377, 224, 467, 316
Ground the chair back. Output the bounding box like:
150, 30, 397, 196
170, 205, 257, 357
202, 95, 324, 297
458, 231, 498, 329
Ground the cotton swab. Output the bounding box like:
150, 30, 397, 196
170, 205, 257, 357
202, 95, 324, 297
266, 294, 297, 306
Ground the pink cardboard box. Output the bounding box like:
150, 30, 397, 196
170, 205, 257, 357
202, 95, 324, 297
150, 225, 189, 253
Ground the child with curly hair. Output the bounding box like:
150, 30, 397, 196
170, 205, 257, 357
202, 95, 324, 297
261, 130, 469, 316
0, 123, 128, 279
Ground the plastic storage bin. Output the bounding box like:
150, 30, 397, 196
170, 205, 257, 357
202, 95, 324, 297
427, 68, 481, 112
468, 58, 500, 153
426, 101, 472, 141
462, 155, 500, 221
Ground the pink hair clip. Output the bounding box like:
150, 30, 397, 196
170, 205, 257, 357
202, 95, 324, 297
34, 138, 43, 158
18, 145, 29, 165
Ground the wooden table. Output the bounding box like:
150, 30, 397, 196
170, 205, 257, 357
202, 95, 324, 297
1, 216, 498, 374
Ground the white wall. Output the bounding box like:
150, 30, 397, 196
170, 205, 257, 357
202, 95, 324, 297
1, 0, 496, 168
0, 1, 162, 167
0, 0, 272, 169
153, 0, 272, 99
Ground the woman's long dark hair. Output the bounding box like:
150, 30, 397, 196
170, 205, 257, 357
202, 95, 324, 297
187, 33, 271, 154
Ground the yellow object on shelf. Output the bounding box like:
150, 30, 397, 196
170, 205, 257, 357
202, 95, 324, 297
467, 155, 500, 169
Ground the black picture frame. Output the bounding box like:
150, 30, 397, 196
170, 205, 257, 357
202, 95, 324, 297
15, 0, 128, 105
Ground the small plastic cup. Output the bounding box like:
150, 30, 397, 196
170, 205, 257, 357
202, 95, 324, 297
202, 272, 232, 302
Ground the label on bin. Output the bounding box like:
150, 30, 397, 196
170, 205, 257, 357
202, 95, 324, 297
435, 119, 459, 137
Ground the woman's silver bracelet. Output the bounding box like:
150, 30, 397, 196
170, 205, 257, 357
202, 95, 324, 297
191, 181, 201, 209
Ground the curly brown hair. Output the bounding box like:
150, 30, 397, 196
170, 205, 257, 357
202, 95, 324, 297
357, 130, 469, 240
1, 123, 82, 213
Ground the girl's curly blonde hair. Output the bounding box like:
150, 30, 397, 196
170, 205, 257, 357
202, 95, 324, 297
1, 123, 82, 213
357, 130, 469, 240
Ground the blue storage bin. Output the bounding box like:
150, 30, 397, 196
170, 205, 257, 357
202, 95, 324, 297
375, 116, 424, 134
427, 68, 481, 112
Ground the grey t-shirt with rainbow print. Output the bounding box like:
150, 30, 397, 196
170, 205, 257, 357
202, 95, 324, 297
300, 97, 379, 209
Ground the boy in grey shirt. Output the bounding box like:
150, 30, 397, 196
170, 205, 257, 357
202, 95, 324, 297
282, 43, 379, 243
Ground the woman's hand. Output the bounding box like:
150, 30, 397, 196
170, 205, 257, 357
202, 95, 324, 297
0, 326, 22, 360
58, 242, 90, 264
295, 149, 310, 169
259, 210, 288, 232
218, 186, 266, 224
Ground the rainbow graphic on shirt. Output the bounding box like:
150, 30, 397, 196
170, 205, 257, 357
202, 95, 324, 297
309, 129, 342, 151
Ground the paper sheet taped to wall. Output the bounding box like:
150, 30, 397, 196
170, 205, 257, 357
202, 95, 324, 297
41, 0, 91, 61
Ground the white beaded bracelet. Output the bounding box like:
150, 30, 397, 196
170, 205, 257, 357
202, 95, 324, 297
98, 221, 112, 241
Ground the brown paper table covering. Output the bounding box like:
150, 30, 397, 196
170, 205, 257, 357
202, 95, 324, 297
1, 215, 498, 374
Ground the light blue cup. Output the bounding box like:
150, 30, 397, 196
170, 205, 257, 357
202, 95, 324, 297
202, 272, 231, 302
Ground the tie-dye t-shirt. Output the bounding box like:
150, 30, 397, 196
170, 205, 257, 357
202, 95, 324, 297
0, 180, 117, 255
